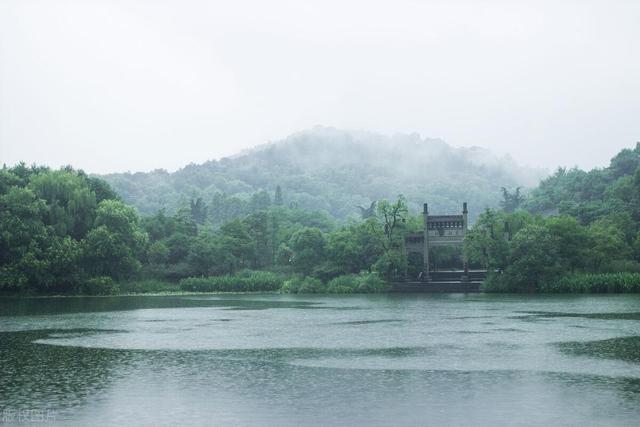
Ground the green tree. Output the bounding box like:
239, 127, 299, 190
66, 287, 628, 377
274, 185, 284, 206
186, 231, 234, 276
326, 221, 383, 274
244, 211, 272, 268
82, 200, 148, 280
464, 209, 511, 270
190, 197, 208, 224
0, 187, 50, 291
220, 219, 254, 270
376, 195, 408, 251
29, 170, 97, 239
609, 142, 640, 178
545, 216, 590, 272
500, 187, 525, 213
148, 241, 170, 265
288, 227, 326, 274
250, 190, 271, 212
586, 219, 632, 271
371, 196, 409, 280
503, 223, 560, 291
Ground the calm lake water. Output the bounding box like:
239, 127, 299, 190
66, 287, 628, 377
1, 293, 640, 426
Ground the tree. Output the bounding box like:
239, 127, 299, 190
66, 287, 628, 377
42, 236, 82, 292
464, 209, 511, 270
82, 200, 148, 280
148, 241, 170, 265
190, 197, 208, 224
326, 221, 384, 274
500, 187, 525, 213
355, 201, 377, 219
372, 196, 409, 279
94, 200, 148, 254
186, 231, 233, 276
29, 170, 97, 239
84, 174, 120, 203
609, 143, 640, 178
586, 219, 632, 271
165, 233, 193, 264
244, 211, 272, 268
0, 187, 50, 291
545, 216, 590, 272
288, 227, 326, 275
502, 223, 560, 291
376, 196, 408, 251
220, 219, 254, 270
81, 226, 141, 280
274, 185, 284, 206
250, 190, 271, 212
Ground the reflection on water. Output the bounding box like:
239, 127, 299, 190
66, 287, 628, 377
0, 329, 132, 419
329, 319, 403, 325
558, 336, 640, 363
1, 294, 640, 426
517, 311, 640, 320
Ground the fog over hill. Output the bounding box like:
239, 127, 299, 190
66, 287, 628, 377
101, 127, 547, 223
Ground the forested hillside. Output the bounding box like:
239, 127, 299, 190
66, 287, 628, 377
524, 143, 640, 223
466, 142, 640, 292
2, 142, 639, 295
102, 127, 544, 223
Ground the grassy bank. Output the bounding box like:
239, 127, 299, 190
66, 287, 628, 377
7, 271, 640, 297
179, 271, 388, 294
179, 271, 284, 292
538, 273, 640, 293
281, 272, 388, 294
482, 272, 640, 293
0, 271, 389, 297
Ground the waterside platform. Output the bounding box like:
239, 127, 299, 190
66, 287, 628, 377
391, 270, 486, 293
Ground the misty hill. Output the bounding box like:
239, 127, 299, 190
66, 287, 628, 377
524, 142, 640, 224
101, 127, 545, 223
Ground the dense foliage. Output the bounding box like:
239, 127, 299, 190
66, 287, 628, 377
466, 143, 640, 292
143, 195, 413, 291
538, 273, 640, 293
0, 162, 413, 294
179, 271, 282, 292
3, 142, 639, 295
101, 127, 543, 224
525, 143, 640, 223
0, 164, 145, 293
282, 272, 388, 294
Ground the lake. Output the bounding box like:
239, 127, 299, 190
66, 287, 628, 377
1, 294, 640, 426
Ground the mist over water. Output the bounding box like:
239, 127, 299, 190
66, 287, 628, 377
2, 294, 640, 426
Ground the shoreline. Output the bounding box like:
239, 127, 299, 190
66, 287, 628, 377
3, 290, 640, 298
0, 290, 282, 299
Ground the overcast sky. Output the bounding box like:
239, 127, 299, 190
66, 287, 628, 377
1, 0, 639, 174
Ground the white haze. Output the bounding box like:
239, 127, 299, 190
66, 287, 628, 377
1, 0, 639, 174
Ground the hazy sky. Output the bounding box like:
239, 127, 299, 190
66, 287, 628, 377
1, 0, 639, 174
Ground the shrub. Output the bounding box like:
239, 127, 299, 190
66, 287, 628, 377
281, 276, 325, 294
78, 276, 120, 295
326, 274, 357, 293
354, 272, 388, 293
310, 263, 343, 283
326, 272, 388, 294
179, 270, 282, 292
481, 272, 514, 292
603, 260, 640, 273
538, 272, 640, 293
118, 280, 180, 294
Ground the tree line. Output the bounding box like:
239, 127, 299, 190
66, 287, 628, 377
468, 143, 640, 292
0, 163, 415, 294
2, 142, 639, 294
